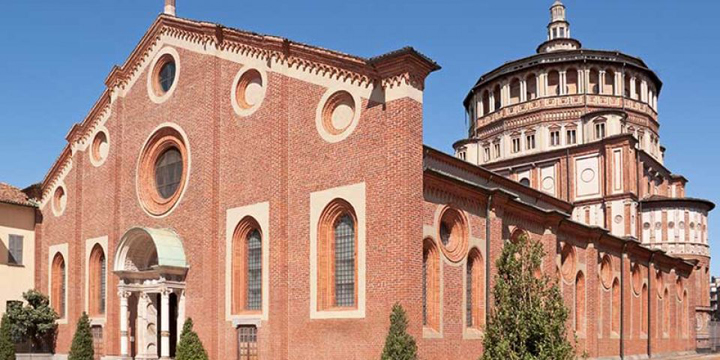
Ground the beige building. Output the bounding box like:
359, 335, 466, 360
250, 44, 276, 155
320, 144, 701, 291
0, 183, 39, 315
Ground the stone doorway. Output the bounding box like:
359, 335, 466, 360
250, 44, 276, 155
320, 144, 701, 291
114, 227, 188, 360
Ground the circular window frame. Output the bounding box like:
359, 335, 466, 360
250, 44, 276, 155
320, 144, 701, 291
436, 206, 469, 263
136, 123, 191, 218
147, 47, 180, 104
315, 88, 361, 143
52, 184, 67, 217
231, 67, 267, 117
89, 127, 110, 167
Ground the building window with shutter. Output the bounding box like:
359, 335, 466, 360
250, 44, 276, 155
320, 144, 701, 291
8, 235, 23, 265
550, 131, 560, 147
526, 134, 536, 150
512, 138, 521, 153
567, 129, 577, 145
595, 122, 606, 139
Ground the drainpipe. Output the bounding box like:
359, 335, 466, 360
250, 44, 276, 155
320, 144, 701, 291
485, 194, 493, 326
620, 241, 630, 359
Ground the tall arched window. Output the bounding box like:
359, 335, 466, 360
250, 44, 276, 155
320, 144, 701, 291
575, 271, 585, 334
526, 74, 537, 100
51, 253, 66, 318
604, 69, 615, 95
682, 290, 688, 338
317, 200, 358, 310
423, 238, 440, 330
466, 249, 484, 329
481, 91, 490, 116
611, 278, 620, 334
89, 245, 106, 316
509, 78, 521, 105
493, 85, 502, 111
663, 288, 669, 335
589, 69, 600, 94
232, 217, 263, 314
624, 74, 632, 98
547, 70, 560, 96
566, 69, 578, 95
641, 284, 648, 335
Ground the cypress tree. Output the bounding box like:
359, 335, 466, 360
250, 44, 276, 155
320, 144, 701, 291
175, 318, 208, 360
68, 312, 93, 360
481, 233, 575, 360
380, 303, 417, 360
0, 314, 15, 360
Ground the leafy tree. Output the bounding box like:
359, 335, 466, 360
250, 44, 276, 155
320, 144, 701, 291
380, 303, 417, 360
6, 290, 58, 353
0, 314, 15, 360
481, 233, 575, 360
175, 318, 208, 360
68, 313, 93, 360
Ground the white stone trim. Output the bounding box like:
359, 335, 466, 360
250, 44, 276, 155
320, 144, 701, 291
146, 46, 180, 104
309, 182, 366, 319
134, 122, 192, 219
88, 126, 110, 168
84, 236, 108, 321
315, 87, 362, 144
230, 66, 268, 118
225, 201, 270, 322
48, 243, 69, 324
118, 35, 423, 104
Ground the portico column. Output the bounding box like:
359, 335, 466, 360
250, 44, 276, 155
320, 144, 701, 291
118, 290, 131, 358
177, 290, 186, 340
160, 288, 172, 359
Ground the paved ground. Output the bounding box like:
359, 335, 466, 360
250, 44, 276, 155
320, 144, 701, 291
671, 354, 720, 359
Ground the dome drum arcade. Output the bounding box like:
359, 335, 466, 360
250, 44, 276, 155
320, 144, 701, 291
457, 0, 662, 166
114, 227, 188, 360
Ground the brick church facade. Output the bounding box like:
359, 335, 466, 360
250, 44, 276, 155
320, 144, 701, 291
31, 0, 712, 359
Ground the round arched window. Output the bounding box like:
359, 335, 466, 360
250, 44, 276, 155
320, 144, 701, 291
560, 244, 575, 282
437, 207, 468, 263
154, 148, 183, 199
600, 255, 613, 290
158, 59, 176, 94
90, 130, 109, 166
137, 125, 189, 217
519, 178, 530, 187
439, 222, 451, 246
53, 186, 67, 216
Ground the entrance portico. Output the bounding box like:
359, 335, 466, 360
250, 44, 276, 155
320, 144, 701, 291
114, 227, 188, 360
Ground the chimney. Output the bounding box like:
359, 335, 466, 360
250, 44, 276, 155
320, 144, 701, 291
164, 0, 176, 16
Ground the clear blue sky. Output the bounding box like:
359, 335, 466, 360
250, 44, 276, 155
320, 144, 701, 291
1, 1, 718, 271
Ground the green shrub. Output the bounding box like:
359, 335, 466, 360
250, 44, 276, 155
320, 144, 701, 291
380, 303, 417, 360
0, 314, 15, 360
5, 290, 58, 353
68, 312, 93, 360
175, 318, 208, 360
481, 233, 575, 360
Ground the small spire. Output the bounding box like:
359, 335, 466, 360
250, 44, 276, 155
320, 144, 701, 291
537, 0, 581, 53
164, 0, 176, 16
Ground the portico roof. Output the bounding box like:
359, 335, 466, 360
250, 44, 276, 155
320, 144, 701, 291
114, 227, 188, 272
